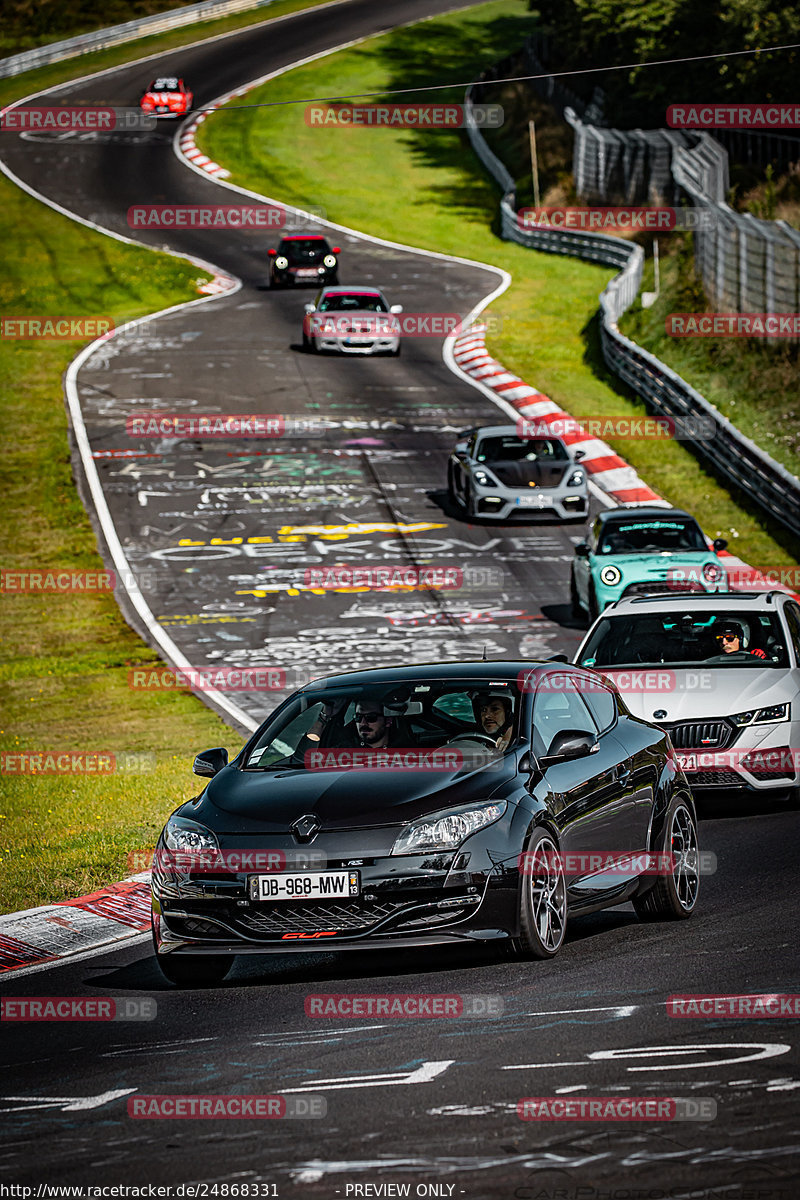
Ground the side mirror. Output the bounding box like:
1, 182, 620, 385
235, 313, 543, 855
713, 538, 728, 553
267, 248, 277, 256
539, 730, 598, 766
303, 303, 316, 314
389, 304, 403, 314
332, 246, 341, 254
193, 747, 229, 778
573, 449, 586, 461
575, 542, 590, 557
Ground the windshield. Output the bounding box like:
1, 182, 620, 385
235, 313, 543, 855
597, 518, 707, 554
318, 293, 387, 313
476, 436, 568, 463
244, 679, 521, 770
578, 611, 789, 668
281, 238, 329, 262
151, 78, 180, 91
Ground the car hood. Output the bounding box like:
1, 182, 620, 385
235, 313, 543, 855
486, 460, 568, 489
603, 668, 793, 721
184, 760, 513, 834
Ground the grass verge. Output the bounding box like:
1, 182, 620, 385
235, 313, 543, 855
0, 174, 238, 916
197, 0, 800, 567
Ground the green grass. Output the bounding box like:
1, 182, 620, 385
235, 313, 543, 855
0, 172, 239, 915
197, 0, 800, 568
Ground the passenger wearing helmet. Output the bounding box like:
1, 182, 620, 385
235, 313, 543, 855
714, 620, 766, 659
472, 690, 515, 751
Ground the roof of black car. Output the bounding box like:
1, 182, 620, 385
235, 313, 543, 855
299, 660, 568, 690
597, 506, 691, 524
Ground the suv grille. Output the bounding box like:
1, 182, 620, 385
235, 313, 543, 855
665, 720, 735, 750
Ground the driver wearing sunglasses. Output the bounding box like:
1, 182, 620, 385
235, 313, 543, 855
714, 621, 766, 659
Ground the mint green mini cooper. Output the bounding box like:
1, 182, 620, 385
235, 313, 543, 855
570, 507, 728, 620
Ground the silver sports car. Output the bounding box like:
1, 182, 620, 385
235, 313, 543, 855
302, 286, 402, 355
448, 425, 588, 520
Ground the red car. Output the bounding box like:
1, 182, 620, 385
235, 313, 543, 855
140, 77, 192, 119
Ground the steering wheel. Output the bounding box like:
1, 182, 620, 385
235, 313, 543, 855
446, 732, 498, 749
704, 651, 753, 663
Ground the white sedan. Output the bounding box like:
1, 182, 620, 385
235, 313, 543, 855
302, 286, 402, 355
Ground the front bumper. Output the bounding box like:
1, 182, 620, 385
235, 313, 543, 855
671, 720, 798, 793
313, 334, 399, 355
596, 576, 726, 609
472, 483, 588, 521
152, 842, 519, 955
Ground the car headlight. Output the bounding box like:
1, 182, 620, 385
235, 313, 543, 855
730, 703, 789, 726
567, 470, 585, 486
391, 801, 507, 855
323, 254, 337, 268
473, 469, 498, 487
274, 256, 289, 269
599, 564, 622, 586
163, 816, 219, 854
702, 562, 726, 583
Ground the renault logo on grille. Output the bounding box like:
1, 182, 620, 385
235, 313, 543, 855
292, 813, 320, 842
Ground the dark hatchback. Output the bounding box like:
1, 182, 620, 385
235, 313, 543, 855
268, 233, 340, 287
151, 662, 699, 985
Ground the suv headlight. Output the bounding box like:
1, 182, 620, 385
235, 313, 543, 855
391, 801, 507, 855
599, 564, 622, 586
702, 562, 726, 583
567, 469, 585, 486
274, 255, 289, 269
323, 254, 337, 268
731, 703, 789, 726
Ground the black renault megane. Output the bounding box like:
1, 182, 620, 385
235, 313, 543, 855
151, 661, 699, 985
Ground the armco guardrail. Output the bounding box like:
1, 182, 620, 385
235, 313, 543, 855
465, 87, 800, 539
0, 0, 276, 79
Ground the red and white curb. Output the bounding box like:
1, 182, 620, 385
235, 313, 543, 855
452, 324, 799, 596
179, 105, 233, 179
0, 876, 151, 974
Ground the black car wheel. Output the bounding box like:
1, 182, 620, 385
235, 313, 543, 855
302, 331, 311, 352
447, 464, 457, 504
513, 828, 567, 959
570, 566, 583, 619
464, 482, 475, 520
633, 795, 699, 921
152, 923, 234, 987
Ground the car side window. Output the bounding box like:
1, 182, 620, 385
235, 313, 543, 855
582, 683, 617, 734
532, 684, 597, 757
783, 602, 800, 663
587, 518, 602, 553
466, 433, 478, 457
